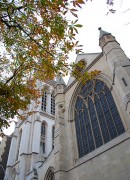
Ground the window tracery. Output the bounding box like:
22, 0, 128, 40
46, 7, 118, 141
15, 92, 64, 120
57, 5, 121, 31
44, 167, 55, 180
75, 80, 125, 158
41, 92, 47, 111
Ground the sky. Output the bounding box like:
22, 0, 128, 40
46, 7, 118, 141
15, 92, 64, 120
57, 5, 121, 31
68, 0, 130, 65
3, 0, 130, 136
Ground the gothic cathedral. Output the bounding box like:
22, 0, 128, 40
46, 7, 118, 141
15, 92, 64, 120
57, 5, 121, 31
5, 29, 130, 180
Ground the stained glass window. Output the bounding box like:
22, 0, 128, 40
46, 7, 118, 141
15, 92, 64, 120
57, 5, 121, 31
75, 80, 125, 158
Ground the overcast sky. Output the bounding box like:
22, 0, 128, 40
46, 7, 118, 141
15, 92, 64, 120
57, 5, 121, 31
68, 0, 130, 64
4, 0, 130, 135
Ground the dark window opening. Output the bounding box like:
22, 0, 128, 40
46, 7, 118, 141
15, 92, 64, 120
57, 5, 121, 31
41, 123, 46, 154
75, 80, 125, 158
51, 94, 55, 115
41, 92, 47, 111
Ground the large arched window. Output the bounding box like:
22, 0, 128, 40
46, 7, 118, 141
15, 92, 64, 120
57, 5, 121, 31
75, 80, 125, 158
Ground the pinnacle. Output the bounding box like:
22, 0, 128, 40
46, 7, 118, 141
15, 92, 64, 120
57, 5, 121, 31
98, 27, 111, 39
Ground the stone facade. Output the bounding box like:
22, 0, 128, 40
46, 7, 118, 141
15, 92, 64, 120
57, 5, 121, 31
0, 136, 11, 180
5, 29, 130, 180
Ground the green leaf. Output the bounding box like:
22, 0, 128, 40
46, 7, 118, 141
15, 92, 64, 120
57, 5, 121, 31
74, 24, 83, 28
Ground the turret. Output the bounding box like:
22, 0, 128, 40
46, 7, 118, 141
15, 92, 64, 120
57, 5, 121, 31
99, 28, 130, 119
99, 27, 129, 66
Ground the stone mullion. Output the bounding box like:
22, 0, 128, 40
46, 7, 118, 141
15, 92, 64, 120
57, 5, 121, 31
87, 97, 96, 150
93, 95, 104, 144
82, 103, 91, 154
104, 92, 118, 136
77, 109, 85, 157
97, 94, 111, 142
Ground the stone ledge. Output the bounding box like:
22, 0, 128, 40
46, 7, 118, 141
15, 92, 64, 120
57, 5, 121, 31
74, 132, 130, 168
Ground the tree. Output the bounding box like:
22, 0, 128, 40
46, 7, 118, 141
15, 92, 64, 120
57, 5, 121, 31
0, 0, 84, 130
0, 0, 113, 131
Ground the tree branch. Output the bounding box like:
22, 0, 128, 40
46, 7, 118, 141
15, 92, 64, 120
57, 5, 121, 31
0, 16, 55, 58
5, 63, 24, 84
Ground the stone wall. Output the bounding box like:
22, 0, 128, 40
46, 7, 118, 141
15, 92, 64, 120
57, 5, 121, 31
0, 136, 11, 180
68, 138, 130, 180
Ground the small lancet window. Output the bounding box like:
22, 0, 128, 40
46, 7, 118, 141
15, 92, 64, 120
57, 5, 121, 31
44, 167, 55, 180
41, 92, 47, 111
75, 80, 125, 158
51, 94, 55, 115
40, 122, 46, 154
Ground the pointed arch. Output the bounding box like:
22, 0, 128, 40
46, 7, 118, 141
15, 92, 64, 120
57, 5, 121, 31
74, 79, 125, 158
68, 73, 112, 122
40, 121, 48, 154
44, 167, 55, 180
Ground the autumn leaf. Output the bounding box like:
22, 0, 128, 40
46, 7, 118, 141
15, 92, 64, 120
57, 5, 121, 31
0, 0, 102, 131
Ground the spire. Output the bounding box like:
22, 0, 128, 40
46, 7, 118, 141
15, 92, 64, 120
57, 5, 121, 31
98, 27, 111, 39
56, 72, 66, 86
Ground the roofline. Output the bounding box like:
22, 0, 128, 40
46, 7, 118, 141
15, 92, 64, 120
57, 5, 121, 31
64, 52, 103, 93
77, 52, 101, 55
75, 52, 101, 62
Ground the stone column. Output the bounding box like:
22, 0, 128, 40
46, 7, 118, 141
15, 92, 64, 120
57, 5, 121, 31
46, 92, 51, 114
16, 119, 31, 180
54, 79, 67, 180
18, 155, 27, 180
5, 127, 18, 180
46, 122, 53, 156
32, 119, 41, 153
28, 118, 41, 175
19, 121, 31, 155
6, 128, 18, 166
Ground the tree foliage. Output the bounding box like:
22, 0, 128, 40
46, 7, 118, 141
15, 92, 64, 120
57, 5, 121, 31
0, 0, 113, 131
0, 0, 87, 130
